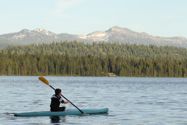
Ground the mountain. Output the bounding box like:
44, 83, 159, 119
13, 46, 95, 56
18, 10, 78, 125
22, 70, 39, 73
84, 26, 187, 47
0, 28, 80, 48
0, 26, 187, 49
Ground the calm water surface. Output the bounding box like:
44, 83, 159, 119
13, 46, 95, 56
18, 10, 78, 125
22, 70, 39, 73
0, 76, 187, 125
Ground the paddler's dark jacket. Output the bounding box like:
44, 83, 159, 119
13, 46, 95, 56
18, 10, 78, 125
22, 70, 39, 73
50, 94, 65, 111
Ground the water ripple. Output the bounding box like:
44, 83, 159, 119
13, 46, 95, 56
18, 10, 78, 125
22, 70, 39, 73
1, 77, 187, 125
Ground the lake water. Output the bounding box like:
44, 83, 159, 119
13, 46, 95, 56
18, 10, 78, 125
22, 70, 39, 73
0, 76, 187, 125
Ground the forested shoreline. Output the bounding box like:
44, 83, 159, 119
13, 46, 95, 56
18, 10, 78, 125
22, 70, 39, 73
0, 41, 187, 77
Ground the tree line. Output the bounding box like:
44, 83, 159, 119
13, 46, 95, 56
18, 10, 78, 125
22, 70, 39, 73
0, 41, 187, 77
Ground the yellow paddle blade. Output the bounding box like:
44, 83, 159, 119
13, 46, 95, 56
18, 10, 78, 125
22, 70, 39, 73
38, 76, 49, 85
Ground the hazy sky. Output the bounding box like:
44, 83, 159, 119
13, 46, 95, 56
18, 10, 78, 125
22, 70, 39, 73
0, 0, 187, 37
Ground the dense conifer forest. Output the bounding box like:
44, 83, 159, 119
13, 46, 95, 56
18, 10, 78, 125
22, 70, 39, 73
0, 41, 187, 77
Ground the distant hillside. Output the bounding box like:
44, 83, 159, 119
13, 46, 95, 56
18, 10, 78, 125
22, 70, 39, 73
1, 42, 187, 77
0, 26, 187, 49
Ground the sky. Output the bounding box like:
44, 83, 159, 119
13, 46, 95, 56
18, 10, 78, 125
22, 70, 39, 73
0, 0, 187, 37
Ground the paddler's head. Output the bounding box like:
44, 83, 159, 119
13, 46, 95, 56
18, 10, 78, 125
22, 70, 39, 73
55, 88, 61, 96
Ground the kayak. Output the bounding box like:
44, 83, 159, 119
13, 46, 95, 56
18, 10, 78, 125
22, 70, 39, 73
14, 108, 108, 117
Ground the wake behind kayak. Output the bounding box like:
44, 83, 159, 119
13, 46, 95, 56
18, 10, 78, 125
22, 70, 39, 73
14, 108, 108, 117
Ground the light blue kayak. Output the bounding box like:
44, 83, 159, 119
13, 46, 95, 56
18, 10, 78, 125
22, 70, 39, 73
14, 108, 108, 117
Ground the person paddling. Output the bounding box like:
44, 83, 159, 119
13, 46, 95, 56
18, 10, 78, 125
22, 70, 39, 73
50, 88, 68, 112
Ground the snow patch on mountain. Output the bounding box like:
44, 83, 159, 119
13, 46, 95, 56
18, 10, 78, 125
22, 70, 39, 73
13, 34, 26, 39
84, 32, 108, 41
32, 28, 55, 36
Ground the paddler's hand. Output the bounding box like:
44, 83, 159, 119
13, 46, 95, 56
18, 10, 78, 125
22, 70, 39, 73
64, 101, 69, 104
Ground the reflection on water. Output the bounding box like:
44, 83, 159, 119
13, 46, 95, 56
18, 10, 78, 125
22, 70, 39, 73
50, 116, 67, 124
50, 116, 60, 124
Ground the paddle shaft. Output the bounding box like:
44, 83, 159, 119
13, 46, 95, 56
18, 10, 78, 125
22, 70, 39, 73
48, 85, 84, 114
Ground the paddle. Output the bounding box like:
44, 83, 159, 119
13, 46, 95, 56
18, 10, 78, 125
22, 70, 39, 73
38, 76, 84, 114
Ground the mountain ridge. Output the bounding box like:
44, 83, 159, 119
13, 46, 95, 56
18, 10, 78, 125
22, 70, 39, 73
0, 26, 187, 49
